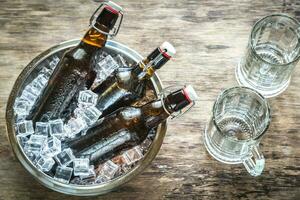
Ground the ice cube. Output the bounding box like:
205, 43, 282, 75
20, 90, 37, 105
84, 106, 102, 125
49, 119, 64, 137
24, 142, 41, 155
32, 154, 42, 165
70, 177, 94, 185
122, 146, 144, 165
40, 67, 52, 78
48, 56, 60, 70
31, 74, 48, 92
81, 129, 88, 136
73, 158, 90, 176
64, 118, 87, 138
35, 122, 49, 136
76, 106, 102, 126
94, 55, 119, 85
17, 135, 29, 147
121, 165, 132, 173
54, 148, 75, 166
15, 114, 27, 122
28, 135, 47, 144
70, 177, 84, 185
148, 128, 156, 140
111, 155, 131, 172
24, 135, 47, 155
95, 175, 108, 184
66, 117, 87, 133
16, 120, 34, 136
74, 107, 83, 118
54, 166, 73, 183
73, 107, 88, 119
42, 136, 61, 157
80, 165, 96, 180
99, 160, 120, 180
25, 150, 37, 162
94, 50, 109, 63
114, 54, 128, 68
37, 156, 55, 172
13, 98, 31, 116
24, 85, 40, 97
78, 90, 98, 106
140, 138, 152, 151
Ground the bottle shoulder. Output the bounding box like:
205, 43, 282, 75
56, 45, 96, 73
64, 45, 94, 61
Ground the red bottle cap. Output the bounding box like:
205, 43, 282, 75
106, 1, 123, 13
159, 42, 176, 59
183, 85, 199, 103
104, 6, 119, 15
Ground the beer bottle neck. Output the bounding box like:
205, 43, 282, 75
141, 86, 197, 129
133, 47, 171, 80
140, 100, 169, 129
81, 5, 120, 48
81, 27, 108, 48
142, 92, 191, 118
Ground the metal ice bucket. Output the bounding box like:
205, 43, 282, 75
5, 39, 167, 196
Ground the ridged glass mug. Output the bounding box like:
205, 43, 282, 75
236, 14, 300, 98
204, 87, 271, 176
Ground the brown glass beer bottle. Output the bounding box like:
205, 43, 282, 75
28, 1, 123, 122
94, 42, 176, 117
67, 85, 198, 161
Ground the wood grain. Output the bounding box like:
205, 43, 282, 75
0, 0, 299, 199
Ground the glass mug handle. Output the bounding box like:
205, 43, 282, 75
242, 145, 265, 177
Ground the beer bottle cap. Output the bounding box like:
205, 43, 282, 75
159, 42, 176, 59
117, 70, 131, 82
183, 85, 199, 103
106, 1, 123, 13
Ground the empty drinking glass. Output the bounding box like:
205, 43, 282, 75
204, 87, 271, 176
236, 14, 300, 98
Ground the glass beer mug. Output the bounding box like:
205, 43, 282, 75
236, 14, 300, 98
204, 87, 271, 176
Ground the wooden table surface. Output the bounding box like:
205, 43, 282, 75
0, 0, 299, 199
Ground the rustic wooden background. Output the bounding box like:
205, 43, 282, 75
0, 0, 299, 199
